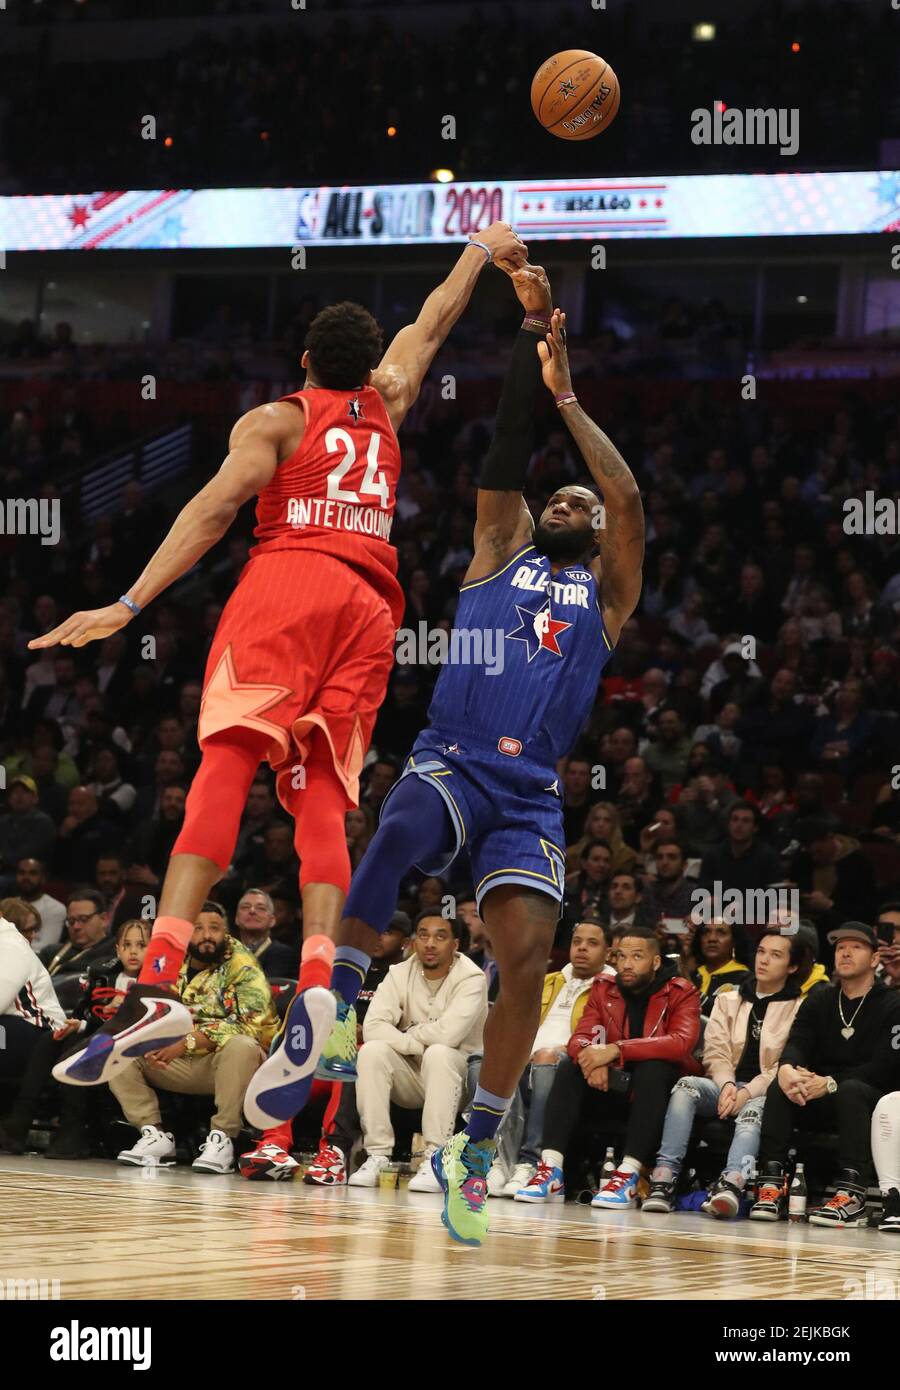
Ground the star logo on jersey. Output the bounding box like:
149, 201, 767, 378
347, 395, 365, 421
507, 601, 572, 662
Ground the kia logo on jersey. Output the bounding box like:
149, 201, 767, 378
569, 569, 592, 583
498, 737, 522, 757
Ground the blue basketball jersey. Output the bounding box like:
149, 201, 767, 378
426, 542, 614, 765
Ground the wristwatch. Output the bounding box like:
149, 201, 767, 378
825, 1075, 837, 1094
184, 1033, 197, 1054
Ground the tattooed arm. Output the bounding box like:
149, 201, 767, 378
537, 309, 644, 644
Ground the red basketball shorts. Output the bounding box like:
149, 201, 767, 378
198, 549, 397, 809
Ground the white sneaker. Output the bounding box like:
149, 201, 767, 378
503, 1162, 536, 1198
486, 1160, 509, 1198
117, 1124, 176, 1167
192, 1129, 235, 1174
348, 1153, 391, 1187
408, 1149, 442, 1192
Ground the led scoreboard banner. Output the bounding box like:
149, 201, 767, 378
1, 171, 899, 251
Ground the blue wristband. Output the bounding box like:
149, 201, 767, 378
117, 595, 141, 616
468, 239, 492, 263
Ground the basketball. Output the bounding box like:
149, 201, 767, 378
531, 49, 621, 140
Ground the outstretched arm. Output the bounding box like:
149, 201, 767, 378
28, 402, 291, 650
538, 310, 644, 644
463, 264, 551, 583
371, 221, 526, 433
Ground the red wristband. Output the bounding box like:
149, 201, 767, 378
555, 390, 577, 407
523, 314, 550, 333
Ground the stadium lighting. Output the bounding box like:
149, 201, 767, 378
386, 126, 398, 138
796, 295, 808, 303
791, 41, 801, 53
431, 168, 455, 184
693, 23, 716, 42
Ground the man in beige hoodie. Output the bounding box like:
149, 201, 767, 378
349, 911, 488, 1190
643, 927, 804, 1218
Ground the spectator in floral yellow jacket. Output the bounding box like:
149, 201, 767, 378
109, 901, 278, 1174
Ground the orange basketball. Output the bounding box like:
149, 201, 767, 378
531, 49, 621, 141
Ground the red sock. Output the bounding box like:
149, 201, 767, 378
322, 1083, 341, 1135
138, 916, 194, 987
263, 1121, 294, 1152
296, 933, 335, 995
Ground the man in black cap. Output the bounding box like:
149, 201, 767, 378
750, 921, 900, 1227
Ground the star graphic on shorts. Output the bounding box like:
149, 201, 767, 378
68, 203, 90, 231
506, 601, 572, 662
558, 79, 577, 100
198, 646, 293, 757
347, 395, 365, 421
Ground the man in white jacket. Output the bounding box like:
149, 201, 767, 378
0, 913, 68, 1151
349, 912, 488, 1191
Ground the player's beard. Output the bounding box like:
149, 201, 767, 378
533, 521, 592, 565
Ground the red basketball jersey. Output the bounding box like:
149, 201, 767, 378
252, 384, 404, 625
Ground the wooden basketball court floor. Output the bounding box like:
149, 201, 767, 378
3, 1154, 899, 1301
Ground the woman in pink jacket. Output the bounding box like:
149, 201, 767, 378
643, 927, 805, 1218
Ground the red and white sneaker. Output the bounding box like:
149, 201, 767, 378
591, 1169, 639, 1209
513, 1160, 565, 1203
304, 1140, 347, 1186
238, 1138, 299, 1182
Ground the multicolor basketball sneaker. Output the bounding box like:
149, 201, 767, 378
51, 983, 193, 1087
432, 1132, 495, 1247
315, 1000, 358, 1082
243, 986, 336, 1130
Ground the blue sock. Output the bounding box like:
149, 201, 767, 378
330, 946, 370, 1009
465, 1086, 511, 1145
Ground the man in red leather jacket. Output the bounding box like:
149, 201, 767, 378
513, 925, 701, 1210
